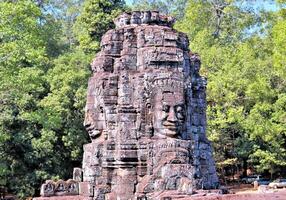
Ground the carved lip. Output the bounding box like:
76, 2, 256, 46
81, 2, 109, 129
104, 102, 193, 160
162, 123, 179, 129
85, 125, 95, 133
90, 130, 101, 135
85, 125, 101, 136
165, 126, 177, 130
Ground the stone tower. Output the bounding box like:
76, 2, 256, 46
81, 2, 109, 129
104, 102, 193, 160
38, 11, 219, 200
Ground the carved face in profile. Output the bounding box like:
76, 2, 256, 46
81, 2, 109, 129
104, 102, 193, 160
152, 91, 186, 138
84, 107, 106, 141
84, 76, 110, 141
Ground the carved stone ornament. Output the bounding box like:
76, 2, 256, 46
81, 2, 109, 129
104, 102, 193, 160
40, 179, 79, 197
37, 11, 219, 200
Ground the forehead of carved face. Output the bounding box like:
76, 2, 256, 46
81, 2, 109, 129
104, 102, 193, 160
152, 91, 186, 138
84, 107, 106, 140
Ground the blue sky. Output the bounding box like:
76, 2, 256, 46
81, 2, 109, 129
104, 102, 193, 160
245, 1, 278, 11
125, 0, 278, 11
125, 0, 132, 5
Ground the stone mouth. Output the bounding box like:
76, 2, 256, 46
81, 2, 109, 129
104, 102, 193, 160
85, 125, 95, 133
162, 123, 180, 129
164, 126, 178, 131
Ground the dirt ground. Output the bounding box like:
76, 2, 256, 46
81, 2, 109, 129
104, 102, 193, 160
227, 183, 256, 193
188, 186, 286, 200
33, 185, 286, 200
191, 190, 286, 200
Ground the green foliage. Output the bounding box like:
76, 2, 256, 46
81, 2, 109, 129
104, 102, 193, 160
273, 11, 286, 79
38, 0, 85, 51
0, 0, 286, 197
0, 1, 50, 197
74, 0, 126, 53
0, 0, 124, 198
176, 0, 260, 48
38, 50, 91, 159
245, 3, 286, 175
176, 0, 286, 177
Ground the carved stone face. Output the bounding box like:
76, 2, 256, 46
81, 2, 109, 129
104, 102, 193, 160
84, 108, 106, 140
152, 91, 186, 138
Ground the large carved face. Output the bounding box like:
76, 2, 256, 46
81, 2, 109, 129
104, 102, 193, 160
152, 91, 186, 138
84, 76, 112, 141
84, 108, 106, 140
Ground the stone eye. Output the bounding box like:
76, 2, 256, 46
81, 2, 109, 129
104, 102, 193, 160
175, 105, 185, 119
176, 105, 184, 112
162, 105, 170, 112
176, 113, 184, 120
99, 107, 104, 113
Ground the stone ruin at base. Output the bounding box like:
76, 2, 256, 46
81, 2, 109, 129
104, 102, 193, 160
37, 11, 219, 200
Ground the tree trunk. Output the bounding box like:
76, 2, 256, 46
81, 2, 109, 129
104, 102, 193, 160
242, 158, 247, 177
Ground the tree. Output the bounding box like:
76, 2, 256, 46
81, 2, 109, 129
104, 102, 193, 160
36, 0, 85, 50
37, 50, 91, 164
176, 0, 286, 178
245, 0, 286, 177
0, 0, 127, 198
74, 0, 126, 53
0, 0, 50, 197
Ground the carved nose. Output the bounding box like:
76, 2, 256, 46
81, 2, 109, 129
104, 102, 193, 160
83, 115, 91, 128
167, 107, 177, 122
84, 121, 91, 128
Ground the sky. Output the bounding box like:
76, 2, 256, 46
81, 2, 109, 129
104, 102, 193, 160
125, 0, 278, 11
245, 1, 278, 11
125, 0, 132, 5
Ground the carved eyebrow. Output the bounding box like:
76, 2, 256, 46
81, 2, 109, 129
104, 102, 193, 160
175, 103, 184, 107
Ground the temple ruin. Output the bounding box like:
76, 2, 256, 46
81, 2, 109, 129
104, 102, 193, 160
37, 11, 219, 200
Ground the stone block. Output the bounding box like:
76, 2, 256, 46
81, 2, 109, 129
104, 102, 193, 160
78, 182, 93, 197
73, 168, 82, 182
